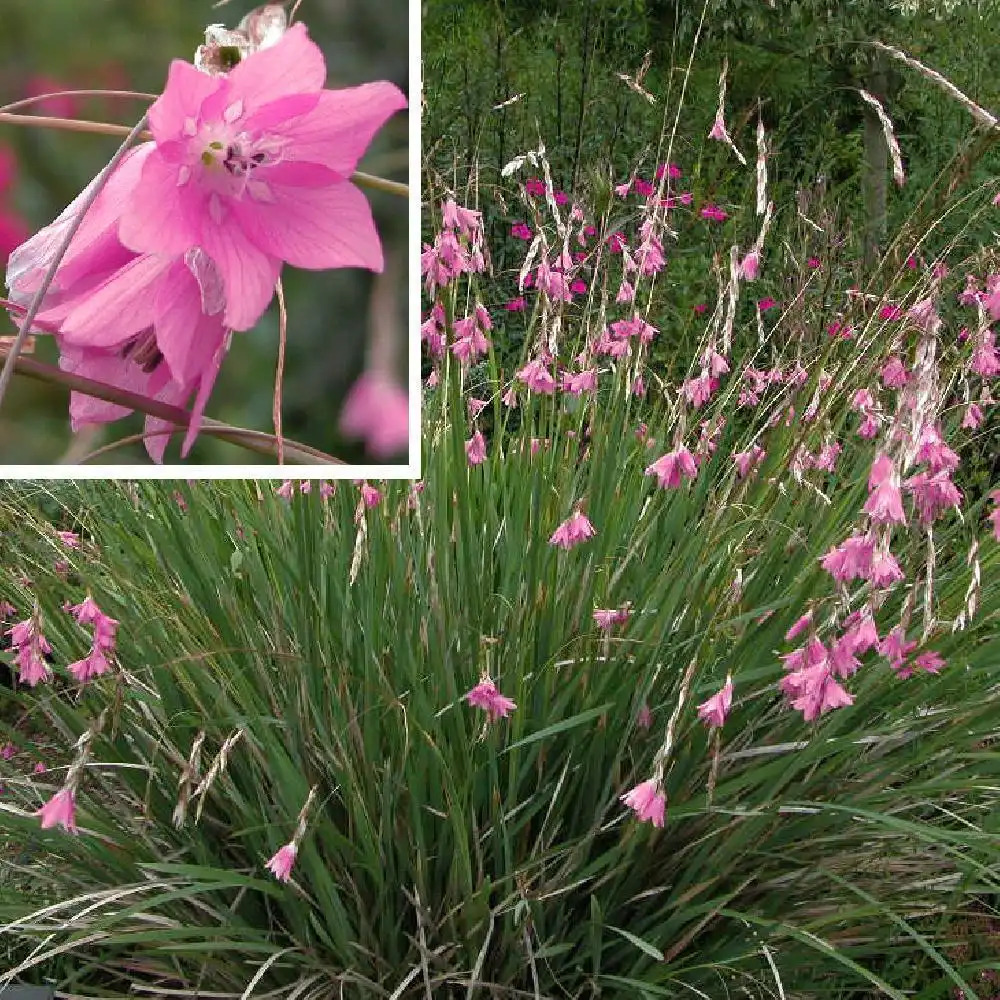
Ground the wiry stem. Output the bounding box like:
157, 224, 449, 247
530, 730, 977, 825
0, 112, 409, 197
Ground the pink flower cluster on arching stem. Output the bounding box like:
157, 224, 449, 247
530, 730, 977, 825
6, 22, 406, 462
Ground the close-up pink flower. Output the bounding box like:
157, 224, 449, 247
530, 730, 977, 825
37, 786, 78, 834
265, 841, 298, 883
620, 778, 666, 827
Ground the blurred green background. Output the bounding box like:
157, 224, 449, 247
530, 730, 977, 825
0, 0, 409, 465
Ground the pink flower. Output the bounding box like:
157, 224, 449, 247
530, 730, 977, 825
516, 358, 557, 394
549, 510, 596, 550
465, 429, 487, 466
904, 470, 962, 524
37, 787, 77, 834
868, 548, 905, 588
68, 644, 112, 684
785, 611, 813, 643
821, 533, 874, 584
265, 842, 297, 882
961, 403, 983, 429
505, 296, 527, 312
971, 330, 1000, 376
880, 356, 909, 389
338, 372, 409, 459
913, 650, 945, 675
697, 674, 734, 729
121, 24, 406, 331
636, 704, 653, 729
510, 221, 533, 240
620, 778, 666, 827
359, 482, 382, 508
707, 113, 730, 143
733, 444, 765, 479
864, 454, 906, 525
562, 368, 598, 395
807, 257, 821, 269
700, 203, 728, 222
788, 665, 854, 721
465, 677, 517, 722
645, 446, 697, 489
738, 250, 760, 281
757, 297, 777, 312
915, 425, 959, 473
7, 617, 52, 687
879, 626, 917, 670
593, 605, 630, 630
57, 530, 80, 548
8, 150, 231, 461
33, 761, 46, 774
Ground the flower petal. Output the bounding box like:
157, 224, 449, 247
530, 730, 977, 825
148, 59, 223, 142
120, 151, 201, 256
274, 83, 407, 175
55, 254, 171, 347
59, 343, 174, 428
153, 259, 218, 384
235, 181, 383, 272
199, 213, 280, 330
228, 22, 326, 113
181, 327, 231, 458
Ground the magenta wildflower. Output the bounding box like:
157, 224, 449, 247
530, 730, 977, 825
56, 530, 80, 548
465, 429, 487, 466
700, 203, 728, 222
785, 611, 813, 643
757, 297, 777, 312
67, 645, 111, 684
516, 358, 557, 394
37, 787, 77, 834
265, 841, 297, 883
961, 403, 983, 429
645, 445, 697, 489
738, 250, 760, 281
864, 454, 906, 525
359, 482, 382, 508
821, 533, 874, 584
593, 605, 630, 630
464, 677, 517, 722
696, 675, 734, 729
971, 330, 1000, 376
8, 616, 52, 687
880, 356, 909, 389
620, 778, 666, 827
990, 491, 1000, 541
121, 24, 406, 329
549, 510, 596, 550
